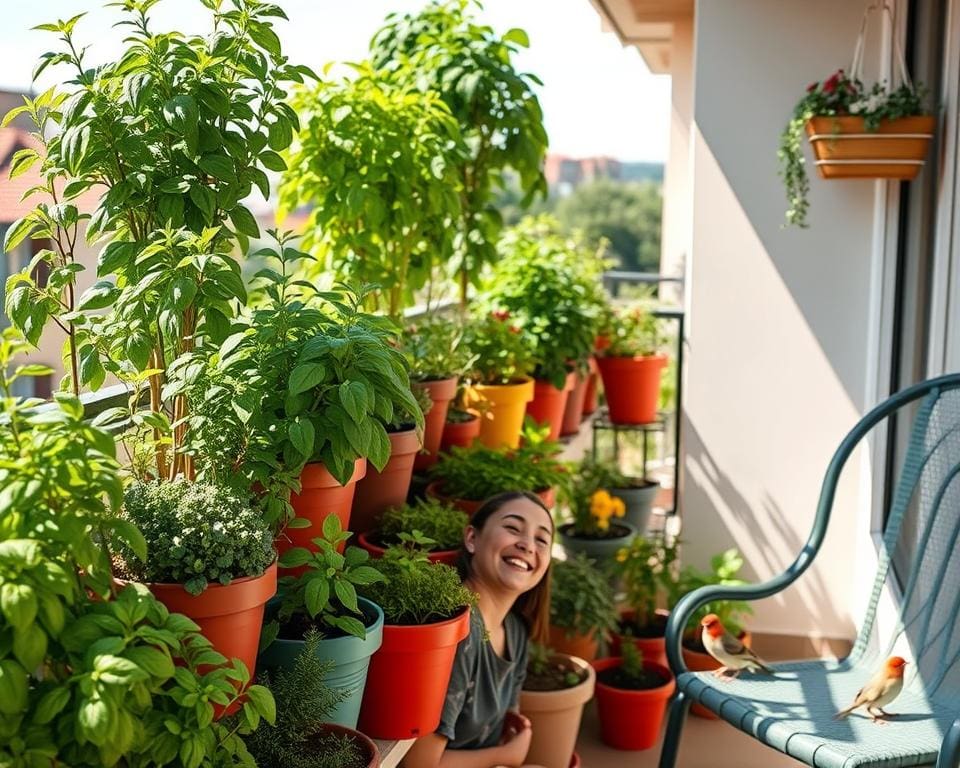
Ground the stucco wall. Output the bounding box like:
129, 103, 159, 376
682, 0, 888, 640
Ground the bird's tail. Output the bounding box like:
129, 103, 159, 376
834, 705, 856, 720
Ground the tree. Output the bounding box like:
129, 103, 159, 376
555, 179, 662, 272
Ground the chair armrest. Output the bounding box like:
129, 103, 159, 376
936, 718, 960, 768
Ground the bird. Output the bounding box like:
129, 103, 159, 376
834, 656, 908, 722
700, 613, 774, 678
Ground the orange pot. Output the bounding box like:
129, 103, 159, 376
351, 428, 421, 535
805, 115, 936, 180
356, 531, 460, 567
358, 607, 471, 739
440, 412, 480, 453
466, 377, 535, 449
312, 724, 381, 767
608, 609, 669, 668
547, 624, 599, 662
145, 561, 277, 715
281, 459, 366, 562
596, 354, 666, 424
413, 377, 458, 471
681, 631, 751, 719
560, 370, 588, 436
582, 357, 600, 416
425, 481, 556, 518
592, 657, 675, 750
526, 372, 576, 441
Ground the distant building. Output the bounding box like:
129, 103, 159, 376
544, 153, 662, 195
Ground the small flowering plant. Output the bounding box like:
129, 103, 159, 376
780, 68, 929, 227
566, 488, 626, 539
463, 310, 536, 385
600, 303, 660, 358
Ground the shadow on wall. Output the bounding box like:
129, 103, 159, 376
682, 415, 855, 640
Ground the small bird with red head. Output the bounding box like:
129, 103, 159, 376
700, 613, 774, 678
834, 656, 908, 722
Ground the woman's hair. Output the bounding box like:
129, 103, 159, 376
458, 491, 553, 645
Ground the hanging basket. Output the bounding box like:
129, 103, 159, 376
805, 115, 935, 180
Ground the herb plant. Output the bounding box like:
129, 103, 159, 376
117, 479, 274, 595
549, 554, 618, 643
677, 548, 753, 648
462, 311, 535, 386
403, 315, 475, 383
378, 499, 469, 552
564, 459, 633, 538
359, 535, 474, 625
523, 642, 584, 691
602, 304, 660, 358
612, 532, 680, 631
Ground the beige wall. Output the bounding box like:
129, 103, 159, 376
681, 0, 889, 640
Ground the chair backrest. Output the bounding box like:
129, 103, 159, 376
847, 374, 960, 707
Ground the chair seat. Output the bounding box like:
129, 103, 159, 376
678, 659, 954, 768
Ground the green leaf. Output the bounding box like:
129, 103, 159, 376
245, 684, 276, 725
170, 276, 197, 311
304, 577, 330, 617
339, 381, 364, 422
77, 280, 118, 311
125, 331, 152, 371
347, 565, 384, 586
13, 623, 46, 671
333, 579, 358, 614
8, 148, 39, 179
198, 153, 236, 182
288, 418, 315, 458
189, 185, 215, 222
277, 547, 311, 569
258, 150, 286, 171
163, 94, 199, 151
95, 654, 148, 685
97, 240, 138, 275
229, 205, 260, 238
123, 646, 174, 679
503, 28, 530, 47
34, 686, 71, 725
78, 697, 110, 745
3, 217, 38, 253
367, 421, 391, 472
104, 517, 147, 563
0, 660, 28, 715
288, 363, 325, 395
0, 584, 37, 631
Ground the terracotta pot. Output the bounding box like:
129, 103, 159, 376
592, 657, 675, 750
805, 115, 936, 180
560, 370, 589, 436
582, 357, 600, 416
608, 609, 669, 669
596, 354, 667, 424
359, 607, 471, 739
282, 459, 367, 561
556, 521, 637, 563
526, 372, 576, 441
466, 377, 535, 449
413, 377, 459, 471
351, 428, 422, 535
146, 561, 277, 715
682, 631, 752, 719
440, 411, 481, 453
519, 654, 596, 768
356, 531, 460, 567
310, 723, 381, 768
425, 481, 556, 517
547, 624, 599, 662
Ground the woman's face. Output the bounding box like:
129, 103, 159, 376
464, 497, 553, 595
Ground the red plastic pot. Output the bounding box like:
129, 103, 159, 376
356, 531, 460, 567
145, 561, 277, 715
526, 372, 577, 440
596, 354, 667, 424
281, 460, 366, 563
582, 357, 600, 416
592, 657, 675, 750
351, 428, 422, 535
560, 370, 588, 436
608, 609, 669, 669
358, 607, 471, 739
440, 412, 481, 453
413, 377, 458, 471
425, 481, 556, 518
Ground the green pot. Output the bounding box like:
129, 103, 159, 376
557, 522, 637, 563
610, 480, 659, 533
258, 597, 384, 729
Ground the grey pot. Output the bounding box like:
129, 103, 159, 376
611, 480, 659, 533
557, 521, 638, 563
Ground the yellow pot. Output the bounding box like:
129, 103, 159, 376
465, 377, 535, 449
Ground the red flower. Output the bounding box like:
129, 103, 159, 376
491, 309, 510, 322
806, 82, 818, 93
823, 69, 843, 95
509, 325, 521, 334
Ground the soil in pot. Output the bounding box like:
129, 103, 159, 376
596, 663, 670, 690
277, 600, 380, 643
609, 610, 669, 668
557, 521, 637, 562
524, 658, 589, 692
617, 611, 668, 640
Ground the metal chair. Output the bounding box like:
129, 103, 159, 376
659, 373, 960, 768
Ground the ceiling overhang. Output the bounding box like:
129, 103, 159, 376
588, 0, 693, 74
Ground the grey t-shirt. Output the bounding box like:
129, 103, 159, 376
436, 609, 529, 750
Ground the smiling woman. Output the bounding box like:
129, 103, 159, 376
403, 491, 554, 768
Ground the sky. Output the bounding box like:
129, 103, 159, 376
0, 0, 670, 163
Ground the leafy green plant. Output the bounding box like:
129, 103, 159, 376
403, 315, 475, 383
524, 642, 583, 690
677, 548, 753, 647
359, 534, 474, 625
246, 631, 368, 768
462, 310, 535, 386
378, 499, 468, 552
273, 514, 384, 641
2, 0, 310, 481
612, 532, 679, 630
116, 479, 274, 595
481, 217, 603, 388
779, 68, 928, 227
564, 459, 640, 538
549, 554, 618, 643
619, 634, 645, 680
279, 66, 464, 319
429, 428, 566, 501
602, 304, 660, 358
0, 331, 274, 768
371, 0, 548, 306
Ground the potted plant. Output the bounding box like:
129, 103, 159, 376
779, 68, 932, 227
595, 304, 666, 425
581, 356, 601, 418
357, 498, 469, 567
114, 478, 277, 701
518, 643, 596, 768
608, 532, 680, 668
441, 406, 482, 452
357, 537, 474, 739
481, 217, 599, 440
592, 640, 675, 750
247, 631, 381, 768
575, 457, 659, 534
462, 310, 537, 449
557, 487, 637, 563
258, 514, 385, 729
427, 425, 566, 515
547, 554, 618, 662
